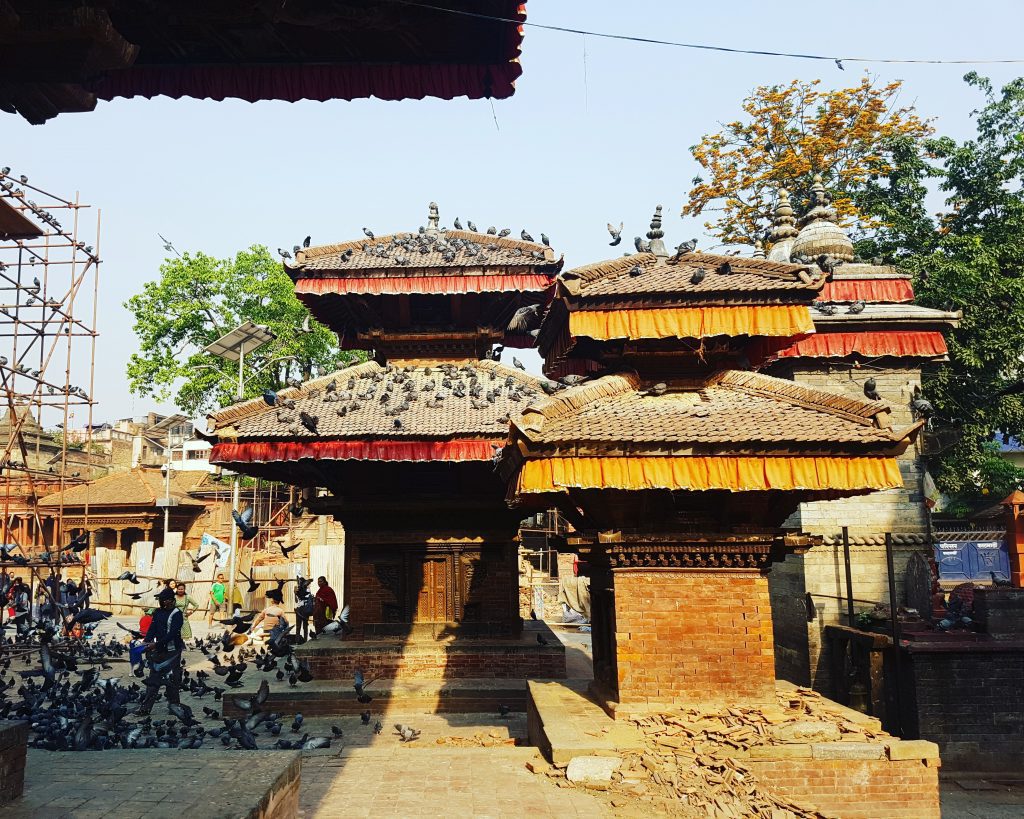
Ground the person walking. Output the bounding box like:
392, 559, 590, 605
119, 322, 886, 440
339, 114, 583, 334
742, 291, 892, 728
312, 576, 338, 634
173, 581, 199, 640
135, 586, 185, 715
208, 573, 227, 626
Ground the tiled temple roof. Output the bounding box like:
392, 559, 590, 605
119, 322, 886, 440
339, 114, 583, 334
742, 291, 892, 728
288, 230, 559, 278
514, 370, 920, 451
37, 469, 206, 508
209, 359, 547, 442
559, 252, 820, 301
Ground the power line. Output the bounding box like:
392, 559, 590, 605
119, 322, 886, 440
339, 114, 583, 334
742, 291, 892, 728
395, 1, 1024, 66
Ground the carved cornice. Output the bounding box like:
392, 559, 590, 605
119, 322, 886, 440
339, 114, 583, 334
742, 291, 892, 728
606, 544, 771, 570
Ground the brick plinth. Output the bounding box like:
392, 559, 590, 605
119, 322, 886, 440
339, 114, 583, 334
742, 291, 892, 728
295, 623, 565, 681
747, 757, 940, 819
608, 569, 776, 711
0, 720, 28, 803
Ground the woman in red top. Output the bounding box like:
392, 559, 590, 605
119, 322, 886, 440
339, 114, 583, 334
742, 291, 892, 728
313, 576, 338, 633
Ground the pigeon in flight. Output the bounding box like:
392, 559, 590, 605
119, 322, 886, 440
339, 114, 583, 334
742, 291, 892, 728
232, 507, 259, 540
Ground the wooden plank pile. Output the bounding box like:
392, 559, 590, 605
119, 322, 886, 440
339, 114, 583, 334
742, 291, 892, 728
533, 687, 883, 818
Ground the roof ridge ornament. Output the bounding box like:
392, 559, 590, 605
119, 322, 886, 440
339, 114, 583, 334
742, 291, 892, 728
646, 205, 668, 258
789, 174, 855, 263
426, 202, 440, 235
767, 188, 799, 262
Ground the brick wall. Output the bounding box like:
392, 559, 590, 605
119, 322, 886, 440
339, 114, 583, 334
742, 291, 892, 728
785, 364, 927, 539
747, 757, 939, 819
771, 540, 924, 691
613, 569, 775, 709
901, 643, 1024, 770
0, 720, 28, 803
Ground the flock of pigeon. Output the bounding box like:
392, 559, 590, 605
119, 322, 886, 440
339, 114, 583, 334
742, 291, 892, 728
257, 361, 585, 437
278, 222, 551, 269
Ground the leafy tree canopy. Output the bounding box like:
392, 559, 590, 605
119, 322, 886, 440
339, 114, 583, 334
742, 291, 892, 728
683, 76, 933, 246
126, 245, 354, 418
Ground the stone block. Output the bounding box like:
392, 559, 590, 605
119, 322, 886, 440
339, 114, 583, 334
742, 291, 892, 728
748, 743, 812, 759
811, 741, 885, 760
565, 755, 622, 783
769, 720, 841, 743
886, 740, 940, 761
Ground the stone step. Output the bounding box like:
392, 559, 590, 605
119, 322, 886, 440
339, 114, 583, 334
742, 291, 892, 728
526, 679, 644, 765
224, 677, 531, 717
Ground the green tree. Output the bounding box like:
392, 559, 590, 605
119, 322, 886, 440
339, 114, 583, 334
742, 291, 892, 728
900, 74, 1024, 504
126, 245, 353, 417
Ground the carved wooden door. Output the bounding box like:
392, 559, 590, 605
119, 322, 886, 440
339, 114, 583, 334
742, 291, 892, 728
412, 557, 448, 621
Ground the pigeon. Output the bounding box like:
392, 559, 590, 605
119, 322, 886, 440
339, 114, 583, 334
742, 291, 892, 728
262, 389, 277, 406
537, 633, 549, 646
116, 571, 140, 585
512, 357, 526, 371
717, 261, 733, 275
303, 235, 311, 248
911, 397, 934, 417
863, 378, 880, 401
814, 302, 839, 315
299, 314, 313, 333
507, 304, 541, 332
607, 222, 623, 246
373, 721, 383, 735
239, 569, 261, 593
278, 248, 291, 259
644, 383, 668, 397
467, 220, 477, 232
188, 551, 210, 573
521, 229, 534, 242
395, 724, 421, 743
67, 532, 90, 553
677, 238, 698, 254
232, 507, 259, 540
541, 233, 551, 247
689, 268, 706, 285
361, 710, 371, 725
279, 541, 300, 558
454, 217, 463, 229
629, 264, 642, 277
991, 571, 1012, 587
332, 725, 344, 737
848, 300, 866, 314
353, 667, 372, 703
362, 228, 374, 239
299, 411, 319, 434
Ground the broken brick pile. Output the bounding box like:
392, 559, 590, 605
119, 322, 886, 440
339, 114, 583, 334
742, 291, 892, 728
528, 686, 938, 818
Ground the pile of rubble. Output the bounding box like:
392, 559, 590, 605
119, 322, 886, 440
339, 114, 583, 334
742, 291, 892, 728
530, 687, 881, 818
432, 729, 517, 748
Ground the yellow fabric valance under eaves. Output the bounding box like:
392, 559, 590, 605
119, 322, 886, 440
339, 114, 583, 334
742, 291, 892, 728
516, 456, 902, 494
568, 305, 814, 340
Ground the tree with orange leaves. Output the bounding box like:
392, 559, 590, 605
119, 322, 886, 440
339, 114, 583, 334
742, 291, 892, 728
683, 76, 932, 247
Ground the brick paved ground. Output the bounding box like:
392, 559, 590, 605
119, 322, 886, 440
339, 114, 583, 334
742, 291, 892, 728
939, 773, 1024, 819
6, 749, 300, 819
299, 746, 606, 819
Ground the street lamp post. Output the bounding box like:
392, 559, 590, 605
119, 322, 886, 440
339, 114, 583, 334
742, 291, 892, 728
203, 322, 275, 610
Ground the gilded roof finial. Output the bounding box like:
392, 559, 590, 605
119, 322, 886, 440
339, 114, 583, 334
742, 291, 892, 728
646, 205, 668, 257
427, 202, 440, 234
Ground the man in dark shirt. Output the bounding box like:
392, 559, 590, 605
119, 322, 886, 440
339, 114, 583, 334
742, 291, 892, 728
136, 586, 185, 715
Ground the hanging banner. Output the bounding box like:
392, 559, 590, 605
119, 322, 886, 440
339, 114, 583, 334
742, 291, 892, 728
201, 533, 232, 568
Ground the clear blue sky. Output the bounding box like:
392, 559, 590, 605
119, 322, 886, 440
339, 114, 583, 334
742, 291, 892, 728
4, 1, 1022, 425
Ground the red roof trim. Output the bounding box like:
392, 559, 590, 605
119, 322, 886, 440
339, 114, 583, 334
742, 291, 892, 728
210, 439, 496, 465
818, 279, 914, 303
773, 331, 948, 360
295, 274, 553, 297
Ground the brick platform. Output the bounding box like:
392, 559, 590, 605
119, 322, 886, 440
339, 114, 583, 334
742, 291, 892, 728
224, 678, 530, 718
0, 721, 28, 803
605, 569, 775, 713
295, 621, 565, 681
6, 749, 301, 818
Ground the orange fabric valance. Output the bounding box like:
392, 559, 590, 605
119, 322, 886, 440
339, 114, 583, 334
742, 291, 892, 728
818, 279, 914, 303
516, 456, 902, 494
569, 306, 814, 341
773, 331, 948, 360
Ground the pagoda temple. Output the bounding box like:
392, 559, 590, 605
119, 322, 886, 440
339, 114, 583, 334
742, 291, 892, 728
207, 204, 566, 678
759, 180, 960, 690
499, 207, 923, 713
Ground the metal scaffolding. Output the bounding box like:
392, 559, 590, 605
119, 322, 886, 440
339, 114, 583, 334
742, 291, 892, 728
0, 165, 100, 554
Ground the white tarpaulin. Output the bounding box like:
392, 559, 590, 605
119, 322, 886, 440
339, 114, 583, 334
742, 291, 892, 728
201, 533, 232, 568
